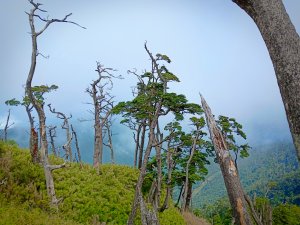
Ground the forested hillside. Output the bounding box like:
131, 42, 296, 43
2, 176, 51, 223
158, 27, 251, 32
192, 142, 300, 208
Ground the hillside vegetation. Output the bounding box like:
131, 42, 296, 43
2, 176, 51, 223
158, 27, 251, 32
0, 141, 185, 225
192, 142, 300, 207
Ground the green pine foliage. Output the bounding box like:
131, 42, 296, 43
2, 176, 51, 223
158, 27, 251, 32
273, 204, 300, 225
0, 141, 185, 224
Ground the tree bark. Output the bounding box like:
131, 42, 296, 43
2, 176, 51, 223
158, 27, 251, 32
25, 104, 39, 162
160, 144, 175, 212
71, 124, 82, 165
3, 109, 13, 141
233, 0, 300, 161
48, 126, 57, 156
127, 118, 158, 225
201, 95, 253, 225
138, 122, 147, 169
48, 104, 72, 161
134, 124, 141, 167
181, 131, 200, 212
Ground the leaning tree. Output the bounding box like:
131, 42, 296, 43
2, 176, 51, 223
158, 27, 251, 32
25, 0, 85, 206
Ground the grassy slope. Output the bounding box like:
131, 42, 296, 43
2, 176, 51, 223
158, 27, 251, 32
0, 141, 185, 225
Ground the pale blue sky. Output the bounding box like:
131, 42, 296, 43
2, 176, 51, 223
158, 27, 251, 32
0, 0, 299, 148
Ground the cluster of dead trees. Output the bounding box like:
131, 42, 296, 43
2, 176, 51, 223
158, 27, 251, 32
1, 0, 299, 224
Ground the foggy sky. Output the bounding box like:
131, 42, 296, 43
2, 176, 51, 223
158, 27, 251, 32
1, 0, 300, 156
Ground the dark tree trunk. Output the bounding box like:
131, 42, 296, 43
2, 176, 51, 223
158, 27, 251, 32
31, 128, 39, 163
184, 182, 193, 211
127, 126, 156, 225
71, 124, 82, 165
4, 110, 11, 141
233, 0, 300, 161
160, 144, 175, 212
181, 131, 200, 212
48, 126, 57, 156
201, 95, 253, 225
138, 122, 147, 169
134, 124, 142, 167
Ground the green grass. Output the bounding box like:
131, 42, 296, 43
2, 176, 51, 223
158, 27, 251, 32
0, 140, 185, 224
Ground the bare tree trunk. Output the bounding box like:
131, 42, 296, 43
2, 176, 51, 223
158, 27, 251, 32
201, 95, 253, 225
31, 127, 39, 163
138, 122, 147, 169
104, 119, 115, 164
185, 182, 193, 211
87, 62, 116, 167
3, 109, 14, 141
233, 0, 300, 161
25, 104, 39, 162
160, 144, 175, 212
139, 189, 159, 225
134, 124, 142, 167
48, 104, 72, 161
153, 123, 163, 210
48, 126, 57, 156
94, 122, 103, 167
71, 124, 82, 165
244, 194, 263, 225
181, 132, 200, 212
127, 125, 157, 225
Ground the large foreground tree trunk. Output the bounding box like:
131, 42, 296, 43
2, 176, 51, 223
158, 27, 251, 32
201, 95, 253, 225
232, 0, 300, 161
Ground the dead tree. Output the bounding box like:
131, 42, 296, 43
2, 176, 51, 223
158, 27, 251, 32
233, 0, 300, 161
48, 125, 57, 156
48, 104, 73, 161
201, 95, 253, 225
25, 0, 84, 206
86, 62, 121, 167
71, 124, 82, 165
3, 109, 14, 141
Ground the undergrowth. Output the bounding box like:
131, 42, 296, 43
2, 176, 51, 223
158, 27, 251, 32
0, 140, 185, 224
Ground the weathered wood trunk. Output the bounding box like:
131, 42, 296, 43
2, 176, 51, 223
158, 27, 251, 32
71, 125, 82, 164
49, 126, 57, 156
233, 0, 300, 161
93, 122, 103, 167
201, 95, 253, 225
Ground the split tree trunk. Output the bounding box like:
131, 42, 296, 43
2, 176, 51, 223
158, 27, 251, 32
233, 0, 300, 161
201, 95, 253, 225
